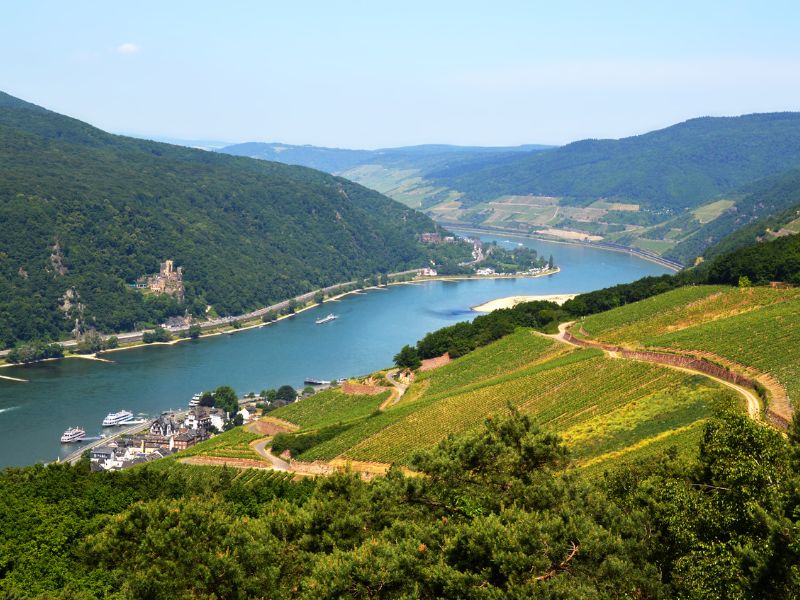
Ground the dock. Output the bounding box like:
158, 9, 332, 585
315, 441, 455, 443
60, 413, 186, 465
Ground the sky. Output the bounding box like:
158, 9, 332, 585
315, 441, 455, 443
2, 1, 799, 148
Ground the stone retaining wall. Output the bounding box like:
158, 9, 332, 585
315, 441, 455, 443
562, 330, 791, 428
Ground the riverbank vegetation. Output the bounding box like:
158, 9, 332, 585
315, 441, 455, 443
2, 408, 800, 598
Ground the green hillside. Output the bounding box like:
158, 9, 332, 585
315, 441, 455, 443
271, 329, 739, 469
0, 92, 445, 347
665, 168, 800, 264
429, 113, 800, 211
578, 285, 800, 421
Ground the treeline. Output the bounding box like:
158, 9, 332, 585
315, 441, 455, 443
2, 409, 800, 598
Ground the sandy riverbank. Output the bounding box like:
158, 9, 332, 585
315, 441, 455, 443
472, 293, 578, 312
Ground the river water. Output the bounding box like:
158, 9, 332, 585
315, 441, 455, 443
0, 232, 670, 468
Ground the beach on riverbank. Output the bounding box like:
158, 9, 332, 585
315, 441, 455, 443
472, 293, 578, 312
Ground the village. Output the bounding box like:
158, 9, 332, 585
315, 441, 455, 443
84, 389, 296, 471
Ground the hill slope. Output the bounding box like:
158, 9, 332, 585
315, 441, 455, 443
429, 113, 800, 211
664, 168, 800, 264
0, 92, 442, 347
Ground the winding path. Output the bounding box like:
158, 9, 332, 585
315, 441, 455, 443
548, 322, 762, 420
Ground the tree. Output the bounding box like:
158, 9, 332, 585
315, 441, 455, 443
548, 254, 555, 269
394, 345, 421, 370
102, 336, 119, 350
213, 385, 239, 414
76, 330, 103, 354
286, 299, 299, 314
142, 327, 170, 343
199, 392, 215, 407
314, 291, 325, 304
232, 413, 244, 426
276, 385, 297, 403
187, 324, 202, 339
303, 386, 316, 396
738, 275, 752, 288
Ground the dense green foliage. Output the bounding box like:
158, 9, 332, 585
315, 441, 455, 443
2, 409, 799, 598
705, 232, 800, 286
429, 112, 800, 210
0, 91, 445, 348
6, 341, 64, 363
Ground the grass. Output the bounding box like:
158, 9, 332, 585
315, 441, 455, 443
271, 388, 390, 429
692, 199, 736, 224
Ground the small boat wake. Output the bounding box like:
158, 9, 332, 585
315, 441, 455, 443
0, 406, 19, 415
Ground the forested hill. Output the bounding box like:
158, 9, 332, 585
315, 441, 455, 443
666, 167, 800, 264
0, 91, 441, 347
427, 112, 800, 210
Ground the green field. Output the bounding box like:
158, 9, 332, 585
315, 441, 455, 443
271, 388, 390, 429
579, 284, 800, 408
269, 326, 737, 469
692, 199, 736, 223
178, 427, 265, 461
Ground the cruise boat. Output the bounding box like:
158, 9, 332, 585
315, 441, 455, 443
60, 427, 86, 443
304, 378, 331, 386
315, 313, 337, 325
189, 393, 202, 407
102, 410, 134, 427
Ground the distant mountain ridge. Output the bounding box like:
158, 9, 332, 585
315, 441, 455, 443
0, 91, 444, 347
219, 141, 553, 175
427, 112, 800, 210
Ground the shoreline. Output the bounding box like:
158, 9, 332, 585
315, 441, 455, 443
444, 224, 683, 272
472, 293, 578, 312
0, 268, 561, 372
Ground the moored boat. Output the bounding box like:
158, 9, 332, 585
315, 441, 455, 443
304, 378, 331, 386
189, 393, 202, 407
102, 410, 134, 427
60, 427, 86, 443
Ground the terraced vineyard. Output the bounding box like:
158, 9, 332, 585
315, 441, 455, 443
178, 427, 265, 461
650, 298, 800, 404
413, 329, 564, 398
343, 351, 730, 466
271, 389, 390, 429
578, 285, 800, 344
578, 284, 800, 411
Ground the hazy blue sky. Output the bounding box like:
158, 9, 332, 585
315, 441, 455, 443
2, 1, 799, 147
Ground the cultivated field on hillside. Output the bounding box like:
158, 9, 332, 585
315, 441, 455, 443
650, 298, 800, 404
271, 389, 390, 429
178, 428, 265, 461
578, 285, 800, 344
342, 350, 730, 467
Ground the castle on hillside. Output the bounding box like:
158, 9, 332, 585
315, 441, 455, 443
136, 260, 185, 301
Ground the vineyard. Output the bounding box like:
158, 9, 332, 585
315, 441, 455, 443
340, 351, 730, 465
178, 427, 265, 461
271, 388, 390, 429
413, 329, 564, 399
649, 297, 800, 405
578, 285, 800, 345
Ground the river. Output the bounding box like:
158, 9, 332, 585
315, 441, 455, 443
0, 232, 670, 468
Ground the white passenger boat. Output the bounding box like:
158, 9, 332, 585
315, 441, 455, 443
315, 313, 337, 325
60, 427, 86, 443
189, 393, 202, 407
102, 410, 134, 427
